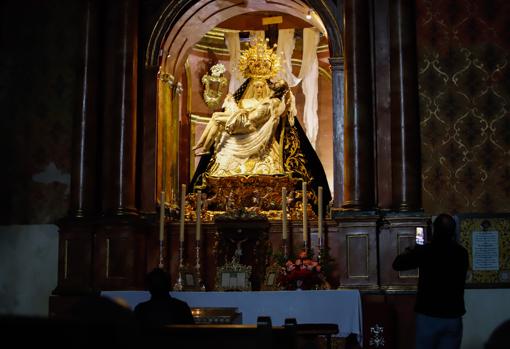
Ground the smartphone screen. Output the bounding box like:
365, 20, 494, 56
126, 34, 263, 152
416, 227, 425, 245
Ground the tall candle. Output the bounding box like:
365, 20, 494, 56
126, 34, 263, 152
318, 186, 323, 242
159, 191, 165, 242
302, 181, 308, 242
196, 190, 202, 241
179, 184, 186, 242
282, 187, 287, 240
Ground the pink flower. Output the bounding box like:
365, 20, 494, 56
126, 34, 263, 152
277, 251, 326, 290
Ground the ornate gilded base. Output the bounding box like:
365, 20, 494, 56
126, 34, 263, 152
184, 174, 316, 222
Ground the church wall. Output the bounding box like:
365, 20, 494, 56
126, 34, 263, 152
0, 0, 83, 224
0, 225, 58, 316
417, 0, 510, 214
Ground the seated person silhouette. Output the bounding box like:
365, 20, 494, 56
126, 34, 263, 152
134, 268, 194, 328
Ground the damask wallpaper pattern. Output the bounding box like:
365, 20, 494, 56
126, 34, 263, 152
417, 0, 510, 214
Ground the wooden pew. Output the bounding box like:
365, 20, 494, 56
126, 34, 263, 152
142, 323, 296, 349
141, 320, 339, 349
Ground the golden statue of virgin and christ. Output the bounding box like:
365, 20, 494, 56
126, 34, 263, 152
189, 38, 330, 219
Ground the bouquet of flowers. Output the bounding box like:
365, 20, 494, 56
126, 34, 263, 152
210, 63, 226, 77
278, 250, 328, 290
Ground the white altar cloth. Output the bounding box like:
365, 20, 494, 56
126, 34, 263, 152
102, 290, 363, 343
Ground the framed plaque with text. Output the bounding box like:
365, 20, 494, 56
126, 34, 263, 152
458, 213, 510, 288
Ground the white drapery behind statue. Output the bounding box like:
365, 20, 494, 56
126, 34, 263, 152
224, 31, 243, 94
276, 29, 302, 87
300, 28, 320, 149
276, 28, 320, 149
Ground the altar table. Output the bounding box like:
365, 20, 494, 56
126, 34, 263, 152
101, 290, 363, 344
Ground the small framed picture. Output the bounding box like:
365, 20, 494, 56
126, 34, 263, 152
177, 266, 199, 291
262, 264, 281, 290
184, 272, 195, 287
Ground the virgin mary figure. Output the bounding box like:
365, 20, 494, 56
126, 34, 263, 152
191, 38, 331, 214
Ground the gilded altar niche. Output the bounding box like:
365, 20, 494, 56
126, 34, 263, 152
180, 37, 331, 221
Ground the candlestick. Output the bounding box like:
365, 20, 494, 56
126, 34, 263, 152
302, 181, 308, 244
282, 187, 287, 240
180, 184, 186, 242
159, 191, 165, 268
173, 241, 184, 291
196, 240, 205, 291
318, 186, 323, 243
196, 190, 202, 241
159, 191, 165, 242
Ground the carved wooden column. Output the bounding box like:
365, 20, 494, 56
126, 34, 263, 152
93, 0, 145, 291
342, 0, 375, 211
70, 0, 100, 218
330, 56, 344, 208
178, 76, 191, 189
140, 65, 159, 214
54, 0, 101, 296
101, 0, 138, 215
390, 0, 421, 211
373, 0, 393, 210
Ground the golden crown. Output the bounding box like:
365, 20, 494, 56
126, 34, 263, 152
238, 37, 281, 80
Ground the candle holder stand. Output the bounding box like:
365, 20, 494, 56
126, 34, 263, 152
317, 237, 323, 263
158, 240, 164, 269
282, 238, 288, 259
195, 241, 206, 291
173, 241, 184, 291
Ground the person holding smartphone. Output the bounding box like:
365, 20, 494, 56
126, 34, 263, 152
393, 214, 469, 349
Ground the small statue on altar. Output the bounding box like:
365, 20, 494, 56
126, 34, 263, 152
226, 190, 237, 212
200, 191, 208, 211
248, 189, 262, 213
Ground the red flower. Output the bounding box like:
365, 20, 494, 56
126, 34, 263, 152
278, 250, 325, 290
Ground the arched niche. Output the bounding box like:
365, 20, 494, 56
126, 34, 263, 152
145, 0, 344, 207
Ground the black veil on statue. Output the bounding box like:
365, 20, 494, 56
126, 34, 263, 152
189, 78, 331, 214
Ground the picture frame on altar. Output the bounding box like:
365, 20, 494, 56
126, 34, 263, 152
215, 260, 252, 291
179, 266, 199, 291
262, 264, 281, 291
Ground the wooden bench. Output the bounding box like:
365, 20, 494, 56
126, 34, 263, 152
142, 319, 339, 349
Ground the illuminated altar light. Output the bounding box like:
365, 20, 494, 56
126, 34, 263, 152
306, 9, 313, 20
